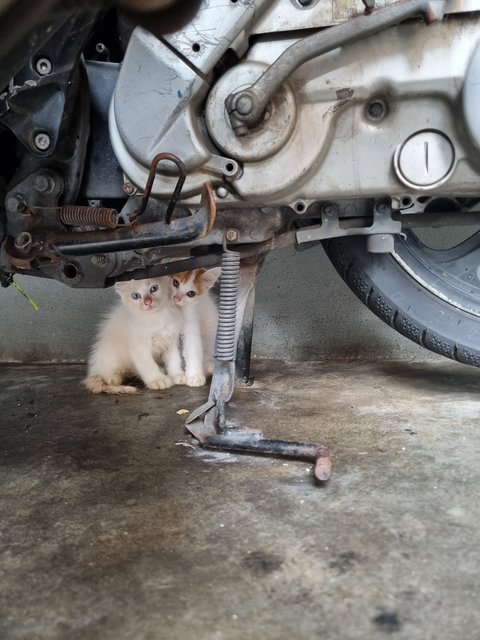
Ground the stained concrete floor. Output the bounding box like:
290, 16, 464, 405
1, 359, 480, 640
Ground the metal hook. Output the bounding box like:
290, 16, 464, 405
130, 152, 187, 223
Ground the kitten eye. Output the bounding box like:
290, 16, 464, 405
187, 290, 196, 298
131, 292, 141, 300
149, 285, 159, 294
172, 279, 179, 288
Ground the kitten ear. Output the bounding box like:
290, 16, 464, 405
201, 267, 222, 289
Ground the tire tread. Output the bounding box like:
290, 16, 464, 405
324, 237, 480, 368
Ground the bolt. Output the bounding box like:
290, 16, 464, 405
123, 182, 136, 195
321, 203, 338, 217
235, 93, 254, 116
15, 232, 33, 251
216, 187, 229, 199
376, 201, 390, 214
225, 228, 239, 242
35, 57, 52, 76
366, 99, 387, 121
33, 132, 51, 152
8, 194, 26, 213
33, 174, 54, 193
91, 254, 108, 267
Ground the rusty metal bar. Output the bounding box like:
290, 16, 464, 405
130, 152, 187, 223
186, 421, 332, 482
51, 182, 215, 256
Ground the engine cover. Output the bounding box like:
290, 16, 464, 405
109, 1, 480, 207
205, 18, 480, 207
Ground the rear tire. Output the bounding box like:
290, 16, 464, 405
324, 235, 480, 367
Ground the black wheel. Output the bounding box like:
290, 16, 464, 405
324, 229, 480, 367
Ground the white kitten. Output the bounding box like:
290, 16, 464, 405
170, 267, 222, 387
83, 278, 185, 394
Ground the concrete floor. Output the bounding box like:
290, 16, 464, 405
1, 359, 480, 640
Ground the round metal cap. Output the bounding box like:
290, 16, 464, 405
394, 130, 455, 190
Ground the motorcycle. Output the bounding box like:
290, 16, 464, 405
1, 0, 480, 479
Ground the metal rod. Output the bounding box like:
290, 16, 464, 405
226, 0, 446, 133
199, 433, 332, 482
235, 257, 264, 383
396, 211, 480, 228
130, 152, 187, 222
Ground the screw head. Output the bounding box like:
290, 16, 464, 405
376, 201, 389, 214
33, 132, 51, 151
123, 182, 136, 195
15, 232, 33, 250
8, 194, 26, 213
366, 98, 387, 121
225, 228, 239, 242
321, 203, 338, 217
216, 187, 228, 199
235, 93, 254, 116
91, 254, 108, 267
36, 57, 52, 76
33, 174, 54, 193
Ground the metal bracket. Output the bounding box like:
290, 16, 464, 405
295, 201, 403, 248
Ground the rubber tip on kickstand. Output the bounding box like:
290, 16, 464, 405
314, 449, 332, 482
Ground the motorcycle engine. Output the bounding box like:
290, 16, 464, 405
109, 0, 480, 211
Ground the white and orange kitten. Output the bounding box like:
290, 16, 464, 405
83, 278, 185, 394
170, 267, 222, 387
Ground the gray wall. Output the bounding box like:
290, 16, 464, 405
0, 244, 434, 363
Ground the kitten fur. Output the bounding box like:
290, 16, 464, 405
83, 278, 185, 394
170, 267, 222, 387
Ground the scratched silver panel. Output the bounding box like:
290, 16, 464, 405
254, 0, 480, 32
212, 17, 480, 205
110, 2, 480, 204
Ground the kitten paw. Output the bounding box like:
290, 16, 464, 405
173, 374, 187, 385
146, 375, 172, 390
186, 374, 206, 387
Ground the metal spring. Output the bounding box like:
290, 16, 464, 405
215, 250, 240, 361
59, 206, 118, 229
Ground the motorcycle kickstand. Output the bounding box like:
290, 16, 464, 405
185, 248, 332, 482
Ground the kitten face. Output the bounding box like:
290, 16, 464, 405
114, 278, 168, 312
170, 268, 221, 307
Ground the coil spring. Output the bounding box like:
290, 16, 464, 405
59, 206, 118, 228
215, 250, 240, 361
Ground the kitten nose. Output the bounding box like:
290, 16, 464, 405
144, 295, 152, 307
174, 293, 183, 303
